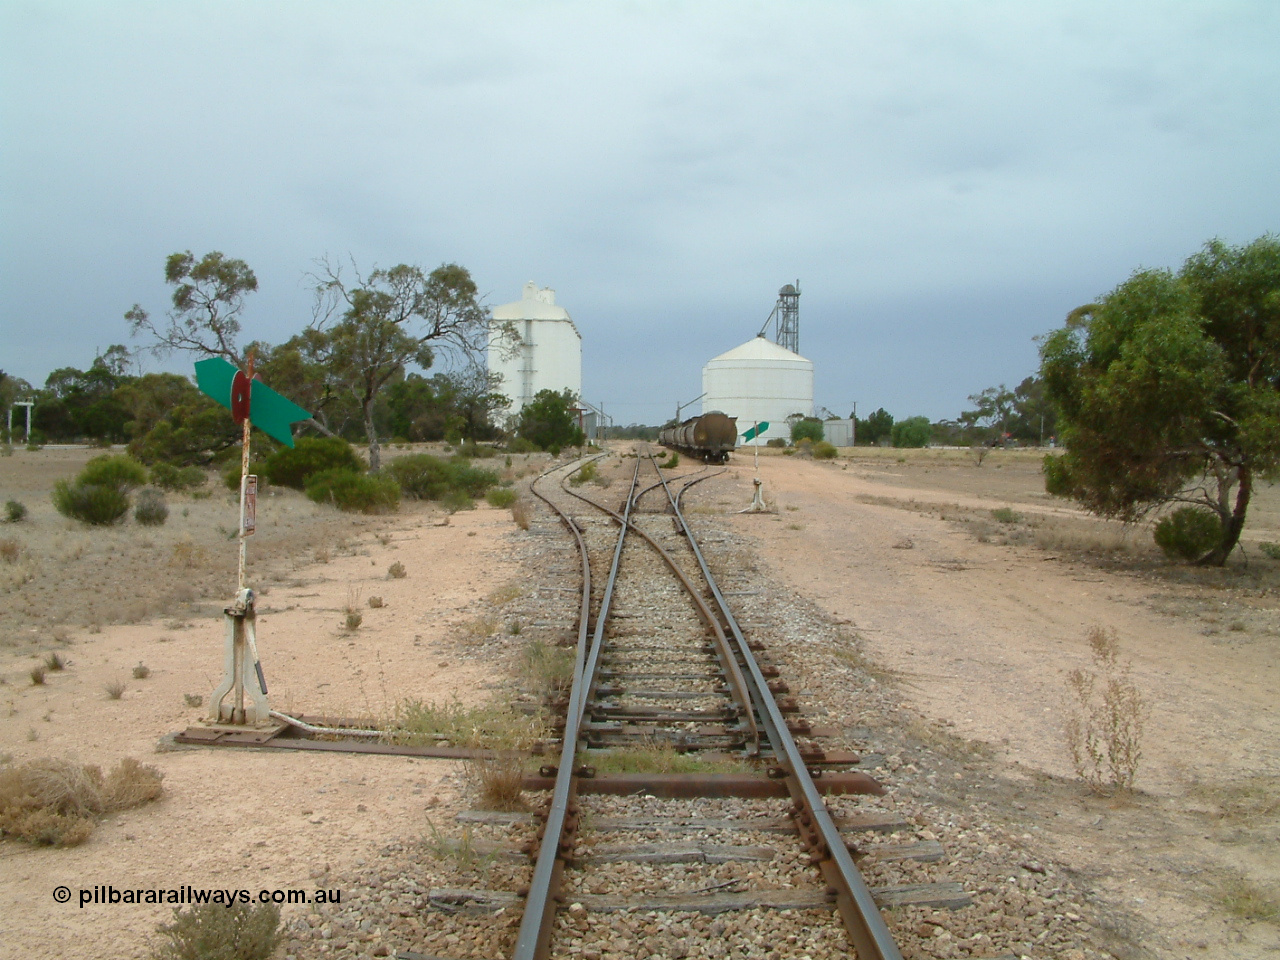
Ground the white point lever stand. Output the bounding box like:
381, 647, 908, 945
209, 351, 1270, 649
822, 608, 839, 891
209, 587, 271, 725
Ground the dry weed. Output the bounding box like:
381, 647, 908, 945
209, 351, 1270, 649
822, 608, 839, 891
387, 560, 407, 579
154, 900, 281, 960
0, 756, 162, 847
1064, 626, 1146, 793
105, 680, 126, 700
510, 499, 531, 530
170, 539, 208, 569
0, 538, 20, 562
465, 756, 528, 811
343, 587, 363, 631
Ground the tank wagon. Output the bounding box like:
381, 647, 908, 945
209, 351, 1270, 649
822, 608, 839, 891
659, 412, 738, 463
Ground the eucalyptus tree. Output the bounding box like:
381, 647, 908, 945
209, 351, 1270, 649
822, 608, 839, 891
310, 259, 490, 470
1041, 235, 1280, 565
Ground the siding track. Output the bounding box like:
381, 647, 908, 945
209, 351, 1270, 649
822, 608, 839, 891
510, 451, 905, 960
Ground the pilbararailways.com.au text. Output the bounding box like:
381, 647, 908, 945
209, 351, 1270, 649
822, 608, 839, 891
67, 885, 342, 908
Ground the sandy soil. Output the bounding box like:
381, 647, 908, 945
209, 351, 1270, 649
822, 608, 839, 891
719, 448, 1280, 959
2, 444, 1279, 959
0, 446, 531, 960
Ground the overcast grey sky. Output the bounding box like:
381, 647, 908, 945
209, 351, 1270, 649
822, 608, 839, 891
3, 1, 1278, 425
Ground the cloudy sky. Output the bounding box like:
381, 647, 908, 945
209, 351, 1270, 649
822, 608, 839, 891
3, 1, 1278, 425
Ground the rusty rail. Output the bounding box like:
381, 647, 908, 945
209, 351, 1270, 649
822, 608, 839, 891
512, 455, 633, 960
654, 455, 905, 960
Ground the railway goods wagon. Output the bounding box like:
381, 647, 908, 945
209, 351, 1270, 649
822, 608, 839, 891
660, 411, 738, 463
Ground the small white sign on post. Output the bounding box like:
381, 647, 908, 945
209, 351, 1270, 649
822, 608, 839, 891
242, 475, 258, 537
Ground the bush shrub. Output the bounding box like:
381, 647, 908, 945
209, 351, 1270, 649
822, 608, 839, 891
386, 454, 498, 501
812, 441, 838, 460
78, 455, 148, 491
790, 419, 825, 444
221, 460, 270, 492
441, 489, 474, 513
304, 468, 400, 514
149, 463, 207, 492
52, 481, 130, 525
4, 500, 26, 523
1154, 507, 1223, 562
134, 488, 169, 526
485, 488, 518, 508
153, 900, 281, 960
506, 437, 538, 454
263, 437, 364, 490
766, 437, 787, 448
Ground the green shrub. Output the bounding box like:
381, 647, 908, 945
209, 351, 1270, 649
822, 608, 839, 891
4, 500, 26, 523
153, 900, 281, 960
386, 454, 498, 501
52, 481, 130, 525
441, 489, 474, 513
304, 468, 400, 513
149, 463, 207, 492
78, 455, 147, 491
1260, 542, 1280, 560
221, 460, 269, 492
449, 459, 500, 496
485, 488, 518, 508
766, 437, 787, 448
1154, 507, 1223, 562
568, 461, 597, 486
506, 438, 538, 454
812, 441, 838, 460
659, 453, 679, 469
386, 454, 454, 500
134, 488, 169, 526
262, 436, 364, 490
891, 416, 932, 448
790, 419, 825, 444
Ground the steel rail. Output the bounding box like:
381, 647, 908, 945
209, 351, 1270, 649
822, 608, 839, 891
557, 461, 760, 753
513, 456, 638, 960
653, 458, 905, 960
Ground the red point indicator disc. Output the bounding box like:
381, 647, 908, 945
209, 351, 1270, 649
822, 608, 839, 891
231, 371, 251, 423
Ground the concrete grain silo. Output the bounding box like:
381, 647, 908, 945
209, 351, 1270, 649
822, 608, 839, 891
487, 282, 582, 419
702, 335, 814, 446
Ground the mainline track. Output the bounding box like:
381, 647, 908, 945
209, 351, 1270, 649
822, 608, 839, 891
514, 451, 903, 960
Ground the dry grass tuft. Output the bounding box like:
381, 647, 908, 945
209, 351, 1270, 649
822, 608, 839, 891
0, 756, 163, 847
387, 560, 407, 579
105, 680, 126, 700
591, 740, 747, 774
367, 595, 384, 608
343, 587, 363, 631
29, 665, 46, 686
0, 538, 20, 563
170, 539, 208, 569
44, 652, 65, 671
1064, 626, 1146, 794
522, 639, 573, 698
388, 698, 544, 751
132, 663, 151, 680
510, 499, 532, 530
183, 693, 204, 708
464, 756, 528, 811
1216, 874, 1280, 923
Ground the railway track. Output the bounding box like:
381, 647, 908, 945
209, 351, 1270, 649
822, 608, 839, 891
484, 450, 907, 960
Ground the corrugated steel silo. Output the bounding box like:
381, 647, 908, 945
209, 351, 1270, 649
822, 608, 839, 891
701, 335, 814, 445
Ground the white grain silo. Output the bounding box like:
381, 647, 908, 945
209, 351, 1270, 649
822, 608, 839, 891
488, 282, 582, 419
702, 335, 814, 445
